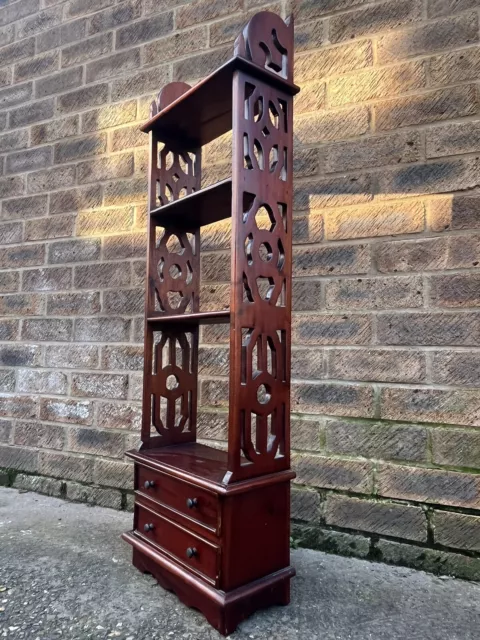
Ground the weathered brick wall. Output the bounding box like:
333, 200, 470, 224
1, 0, 480, 579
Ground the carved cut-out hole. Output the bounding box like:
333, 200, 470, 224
255, 204, 275, 232
186, 232, 196, 255
269, 145, 279, 173
243, 273, 254, 303
166, 374, 179, 390
278, 99, 288, 132
267, 336, 276, 377
275, 280, 286, 308
166, 234, 183, 254
164, 151, 174, 170
174, 396, 183, 427
154, 292, 165, 313
157, 257, 165, 282
277, 202, 287, 232
259, 242, 272, 262
167, 291, 183, 309
243, 192, 256, 223
179, 187, 188, 198
245, 234, 254, 265
253, 139, 264, 170
172, 173, 180, 183
280, 147, 287, 182
155, 226, 164, 248
178, 155, 187, 173
252, 336, 259, 375
244, 134, 253, 170
169, 264, 181, 279
262, 126, 270, 137
257, 276, 275, 301
269, 102, 279, 128
277, 239, 285, 270
253, 97, 263, 122
257, 383, 271, 405
244, 82, 255, 120
165, 183, 174, 202
186, 261, 193, 285
241, 328, 253, 384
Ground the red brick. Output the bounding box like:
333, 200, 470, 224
377, 11, 478, 62
13, 421, 65, 450
293, 244, 370, 276
326, 419, 428, 462
381, 387, 480, 427
431, 428, 480, 470
68, 427, 123, 458
294, 454, 373, 493
375, 85, 476, 131
325, 494, 427, 541
292, 381, 375, 418
293, 314, 372, 346
71, 373, 128, 400
40, 450, 93, 482
325, 276, 423, 310
295, 40, 373, 83
40, 397, 93, 425
378, 463, 480, 509
329, 61, 426, 107
328, 348, 426, 383
430, 273, 480, 308
377, 312, 480, 346
434, 511, 480, 552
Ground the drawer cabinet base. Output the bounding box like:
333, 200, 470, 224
123, 450, 295, 635
122, 533, 294, 637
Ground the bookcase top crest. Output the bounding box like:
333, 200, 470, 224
140, 11, 299, 148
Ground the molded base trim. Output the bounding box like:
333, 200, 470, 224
122, 531, 294, 636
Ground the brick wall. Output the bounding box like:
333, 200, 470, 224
1, 0, 480, 580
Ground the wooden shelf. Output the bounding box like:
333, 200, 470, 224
141, 56, 300, 147
147, 310, 230, 327
127, 443, 230, 486
150, 178, 232, 229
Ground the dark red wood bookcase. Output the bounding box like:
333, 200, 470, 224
122, 11, 299, 635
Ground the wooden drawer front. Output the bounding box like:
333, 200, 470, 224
136, 503, 220, 584
137, 464, 219, 533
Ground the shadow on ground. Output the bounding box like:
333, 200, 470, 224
0, 488, 479, 640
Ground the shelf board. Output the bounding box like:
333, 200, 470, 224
127, 443, 230, 486
150, 178, 232, 229
141, 56, 300, 147
147, 310, 230, 327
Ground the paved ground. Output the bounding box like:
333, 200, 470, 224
1, 488, 480, 640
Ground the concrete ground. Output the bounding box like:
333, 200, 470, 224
1, 488, 479, 640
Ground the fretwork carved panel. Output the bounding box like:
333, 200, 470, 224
151, 228, 199, 315
229, 68, 293, 480
148, 330, 198, 442
234, 10, 294, 82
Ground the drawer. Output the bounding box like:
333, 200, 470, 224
136, 503, 220, 584
136, 464, 220, 534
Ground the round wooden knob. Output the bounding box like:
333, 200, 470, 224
186, 547, 197, 559
143, 523, 154, 532
144, 480, 155, 489
186, 498, 198, 509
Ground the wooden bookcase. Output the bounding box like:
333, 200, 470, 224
122, 11, 299, 636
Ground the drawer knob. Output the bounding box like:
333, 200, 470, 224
186, 498, 198, 509
186, 547, 197, 559
143, 523, 154, 532
144, 480, 155, 489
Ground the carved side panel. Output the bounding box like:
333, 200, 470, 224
141, 84, 202, 448
234, 11, 294, 82
228, 66, 293, 480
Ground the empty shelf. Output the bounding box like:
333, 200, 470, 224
150, 178, 232, 229
141, 56, 299, 147
147, 310, 230, 327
